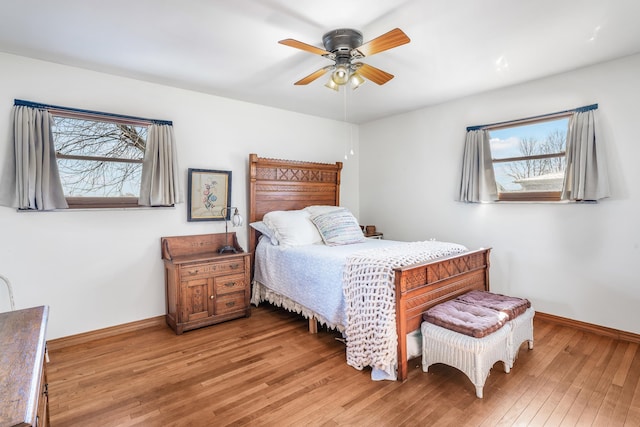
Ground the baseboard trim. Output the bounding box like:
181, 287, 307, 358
536, 311, 640, 344
47, 315, 166, 351
47, 311, 640, 351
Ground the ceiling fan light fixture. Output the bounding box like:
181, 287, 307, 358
324, 78, 339, 91
331, 65, 350, 85
350, 72, 365, 90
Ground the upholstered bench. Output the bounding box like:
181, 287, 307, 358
421, 291, 534, 398
421, 300, 512, 398
455, 290, 534, 365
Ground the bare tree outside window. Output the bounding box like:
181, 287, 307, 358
501, 130, 566, 182
489, 117, 569, 197
542, 129, 567, 172
52, 116, 147, 198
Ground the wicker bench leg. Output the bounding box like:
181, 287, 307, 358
421, 322, 511, 399
508, 308, 535, 367
475, 385, 483, 399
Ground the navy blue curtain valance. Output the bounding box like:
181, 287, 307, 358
467, 103, 597, 132
14, 99, 172, 126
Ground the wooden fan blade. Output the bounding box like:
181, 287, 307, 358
294, 66, 331, 85
355, 28, 410, 57
279, 38, 332, 56
356, 63, 394, 85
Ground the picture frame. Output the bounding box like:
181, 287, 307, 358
187, 168, 232, 221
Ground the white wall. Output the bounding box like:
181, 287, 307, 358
359, 54, 640, 334
3, 50, 638, 340
0, 52, 360, 339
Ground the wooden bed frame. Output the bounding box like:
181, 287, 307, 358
248, 153, 491, 381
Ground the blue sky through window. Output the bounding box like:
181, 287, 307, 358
490, 118, 568, 159
489, 117, 569, 191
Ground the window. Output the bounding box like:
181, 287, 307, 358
52, 112, 149, 208
489, 116, 569, 201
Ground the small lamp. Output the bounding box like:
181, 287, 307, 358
218, 206, 244, 254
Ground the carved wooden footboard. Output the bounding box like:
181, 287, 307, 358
394, 248, 491, 380
248, 153, 491, 381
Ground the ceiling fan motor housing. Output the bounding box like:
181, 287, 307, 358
322, 28, 363, 54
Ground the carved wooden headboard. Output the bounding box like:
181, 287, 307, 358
248, 153, 343, 256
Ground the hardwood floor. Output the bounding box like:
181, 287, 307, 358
47, 304, 640, 426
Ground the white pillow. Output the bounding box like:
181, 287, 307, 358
303, 205, 345, 216
262, 210, 323, 247
310, 209, 366, 246
249, 221, 279, 246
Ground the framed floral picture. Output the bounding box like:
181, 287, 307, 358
187, 168, 232, 221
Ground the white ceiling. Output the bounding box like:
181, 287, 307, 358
1, 0, 640, 123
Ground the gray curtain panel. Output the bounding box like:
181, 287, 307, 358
561, 110, 610, 201
139, 124, 183, 206
457, 129, 498, 203
0, 105, 68, 210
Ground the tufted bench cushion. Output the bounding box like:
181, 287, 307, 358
422, 299, 508, 338
455, 290, 531, 320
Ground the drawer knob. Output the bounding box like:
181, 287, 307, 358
224, 282, 235, 287
226, 301, 235, 307
210, 295, 214, 299
230, 263, 239, 269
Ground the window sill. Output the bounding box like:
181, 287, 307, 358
493, 200, 570, 204
497, 191, 561, 202
477, 199, 596, 204
16, 205, 176, 213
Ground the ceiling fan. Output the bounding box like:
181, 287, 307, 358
279, 28, 410, 91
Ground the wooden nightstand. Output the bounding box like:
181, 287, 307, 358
161, 233, 251, 334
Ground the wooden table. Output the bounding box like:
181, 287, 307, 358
0, 305, 50, 427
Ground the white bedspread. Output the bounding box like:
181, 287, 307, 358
251, 237, 468, 380
252, 238, 403, 330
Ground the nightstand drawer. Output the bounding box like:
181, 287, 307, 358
180, 260, 244, 279
215, 293, 245, 315
215, 274, 246, 295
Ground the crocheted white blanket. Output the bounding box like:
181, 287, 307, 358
343, 240, 467, 379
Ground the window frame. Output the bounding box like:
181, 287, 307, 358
487, 113, 571, 202
50, 109, 150, 209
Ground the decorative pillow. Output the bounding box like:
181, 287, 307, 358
310, 209, 366, 246
249, 221, 279, 246
262, 210, 323, 247
303, 205, 346, 216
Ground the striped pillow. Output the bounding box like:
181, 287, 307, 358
310, 209, 366, 246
